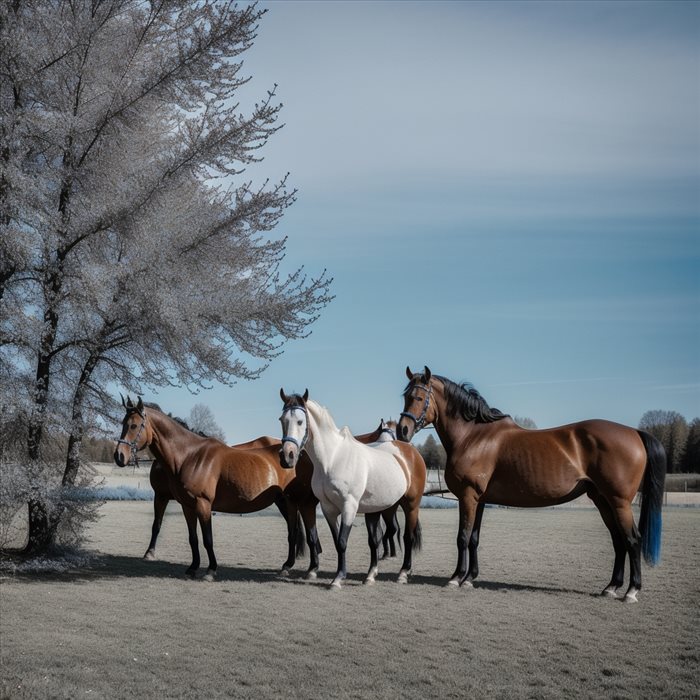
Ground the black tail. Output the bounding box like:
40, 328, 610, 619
294, 511, 306, 559
411, 520, 422, 553
637, 430, 666, 566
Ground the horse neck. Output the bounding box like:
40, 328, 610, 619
305, 402, 345, 468
147, 409, 202, 471
431, 386, 475, 453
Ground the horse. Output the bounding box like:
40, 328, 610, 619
397, 367, 666, 602
144, 433, 279, 561
279, 390, 426, 588
114, 397, 322, 580
355, 419, 402, 559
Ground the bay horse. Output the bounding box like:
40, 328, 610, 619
279, 390, 426, 588
398, 367, 666, 602
114, 397, 322, 579
144, 433, 278, 561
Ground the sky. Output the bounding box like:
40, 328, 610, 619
152, 0, 699, 444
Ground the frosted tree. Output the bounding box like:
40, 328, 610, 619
188, 404, 226, 442
0, 1, 333, 553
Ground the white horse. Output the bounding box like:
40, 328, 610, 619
279, 390, 426, 588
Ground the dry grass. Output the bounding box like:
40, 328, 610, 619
1, 503, 698, 699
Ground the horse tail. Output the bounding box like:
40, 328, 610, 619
411, 519, 422, 553
294, 510, 306, 559
637, 430, 666, 566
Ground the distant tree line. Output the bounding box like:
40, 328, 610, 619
415, 412, 700, 475
639, 411, 699, 474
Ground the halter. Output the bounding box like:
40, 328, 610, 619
380, 425, 397, 440
280, 404, 309, 453
116, 408, 148, 467
401, 382, 433, 433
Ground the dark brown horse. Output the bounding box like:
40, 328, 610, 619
398, 367, 666, 602
114, 397, 321, 579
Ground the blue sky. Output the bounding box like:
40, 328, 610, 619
153, 0, 699, 443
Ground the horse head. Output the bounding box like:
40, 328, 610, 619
114, 395, 152, 467
279, 388, 309, 468
398, 365, 436, 442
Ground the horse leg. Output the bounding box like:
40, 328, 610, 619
380, 506, 399, 560
276, 496, 298, 575
300, 498, 321, 579
324, 502, 354, 589
144, 493, 169, 560
448, 491, 479, 588
364, 512, 383, 584
182, 505, 200, 578
610, 498, 643, 603
196, 498, 217, 582
465, 502, 486, 583
586, 485, 627, 597
398, 501, 421, 584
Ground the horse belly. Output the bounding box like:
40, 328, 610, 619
484, 461, 587, 507
358, 464, 407, 513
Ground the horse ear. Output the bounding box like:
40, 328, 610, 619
120, 393, 126, 408
406, 366, 413, 380
424, 366, 432, 382
302, 389, 309, 402
136, 396, 144, 412
126, 395, 134, 408
280, 388, 289, 403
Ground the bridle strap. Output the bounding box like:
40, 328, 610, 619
401, 383, 433, 433
280, 405, 309, 453
380, 427, 397, 440
117, 410, 148, 466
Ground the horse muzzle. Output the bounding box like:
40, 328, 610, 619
397, 417, 415, 442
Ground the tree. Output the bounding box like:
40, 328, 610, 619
417, 434, 446, 471
188, 404, 226, 442
679, 418, 700, 474
639, 410, 688, 473
514, 416, 537, 429
0, 1, 332, 553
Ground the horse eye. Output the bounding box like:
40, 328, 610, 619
297, 420, 303, 426
130, 423, 137, 430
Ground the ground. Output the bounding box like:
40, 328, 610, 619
1, 503, 698, 699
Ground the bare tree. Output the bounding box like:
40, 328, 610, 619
0, 1, 332, 553
188, 404, 226, 442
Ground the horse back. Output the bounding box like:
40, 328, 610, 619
453, 419, 647, 507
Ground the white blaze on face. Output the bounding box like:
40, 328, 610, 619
281, 406, 307, 466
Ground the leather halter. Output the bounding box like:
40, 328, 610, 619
280, 404, 309, 453
401, 382, 433, 433
379, 425, 397, 440
117, 409, 147, 466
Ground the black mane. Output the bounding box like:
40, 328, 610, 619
437, 376, 509, 423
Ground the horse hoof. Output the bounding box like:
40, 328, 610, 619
460, 580, 474, 589
330, 580, 343, 589
363, 577, 376, 585
397, 573, 408, 584
445, 579, 459, 588
623, 591, 639, 604
203, 571, 216, 583
279, 568, 291, 578
143, 551, 156, 561
306, 570, 318, 580
185, 570, 197, 579
601, 587, 618, 598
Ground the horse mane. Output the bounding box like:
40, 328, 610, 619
138, 402, 211, 438
416, 376, 509, 424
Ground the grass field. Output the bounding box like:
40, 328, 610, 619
1, 503, 698, 699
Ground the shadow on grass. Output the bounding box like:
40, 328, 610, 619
1, 552, 601, 597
